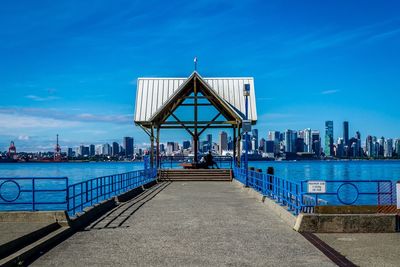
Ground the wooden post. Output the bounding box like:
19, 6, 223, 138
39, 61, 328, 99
233, 125, 236, 165
237, 122, 241, 167
194, 76, 198, 163
156, 125, 160, 168
150, 125, 154, 168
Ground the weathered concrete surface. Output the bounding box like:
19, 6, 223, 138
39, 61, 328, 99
32, 182, 335, 266
294, 213, 397, 233
317, 233, 400, 267
0, 222, 51, 246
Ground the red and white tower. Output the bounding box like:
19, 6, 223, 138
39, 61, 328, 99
54, 134, 62, 161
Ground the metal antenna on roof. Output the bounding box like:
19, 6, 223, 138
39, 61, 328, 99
194, 57, 198, 71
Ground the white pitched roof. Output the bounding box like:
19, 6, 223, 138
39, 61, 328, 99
134, 75, 257, 123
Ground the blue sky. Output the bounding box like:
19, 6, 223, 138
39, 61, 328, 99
0, 0, 399, 151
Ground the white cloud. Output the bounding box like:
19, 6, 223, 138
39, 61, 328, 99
25, 95, 60, 101
321, 89, 340, 95
0, 114, 81, 132
18, 135, 30, 140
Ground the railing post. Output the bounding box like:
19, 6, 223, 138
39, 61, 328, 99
32, 178, 35, 211
66, 178, 69, 212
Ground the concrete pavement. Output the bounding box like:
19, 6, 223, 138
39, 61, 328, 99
317, 233, 400, 267
32, 181, 335, 266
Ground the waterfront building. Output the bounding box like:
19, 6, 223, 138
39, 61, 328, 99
395, 139, 400, 157
251, 129, 259, 150
67, 147, 73, 157
159, 144, 165, 153
112, 142, 119, 156
89, 144, 95, 156
206, 134, 212, 151
295, 137, 304, 153
343, 121, 349, 145
166, 142, 175, 155
312, 131, 321, 157
336, 138, 344, 157
219, 131, 228, 155
378, 137, 385, 157
259, 138, 266, 152
304, 128, 312, 153
102, 143, 111, 156
325, 121, 334, 156
284, 129, 297, 153
384, 138, 393, 158
182, 140, 190, 150
123, 137, 134, 157
268, 131, 280, 155
365, 135, 373, 157
95, 145, 102, 155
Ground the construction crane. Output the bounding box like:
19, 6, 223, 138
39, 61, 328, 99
54, 134, 62, 161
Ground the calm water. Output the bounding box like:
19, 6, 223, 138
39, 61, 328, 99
0, 162, 145, 184
1, 161, 399, 210
0, 160, 399, 183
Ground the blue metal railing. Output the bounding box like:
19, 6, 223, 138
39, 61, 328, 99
0, 166, 157, 216
233, 166, 396, 215
0, 177, 68, 211
234, 166, 303, 214
67, 168, 157, 215
301, 179, 395, 208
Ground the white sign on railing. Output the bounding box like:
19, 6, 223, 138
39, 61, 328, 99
396, 182, 400, 209
307, 181, 326, 194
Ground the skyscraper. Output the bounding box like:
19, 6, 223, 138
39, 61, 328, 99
182, 140, 191, 149
343, 121, 349, 145
384, 138, 393, 158
284, 129, 297, 153
206, 134, 212, 151
268, 131, 280, 155
123, 137, 134, 157
112, 142, 119, 156
89, 144, 95, 156
325, 121, 334, 156
219, 131, 228, 155
251, 129, 259, 150
304, 128, 312, 153
312, 131, 321, 157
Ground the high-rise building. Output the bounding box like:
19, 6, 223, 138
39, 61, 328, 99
378, 137, 385, 157
251, 129, 259, 150
268, 131, 280, 155
89, 144, 95, 156
219, 131, 228, 155
325, 121, 334, 156
312, 131, 321, 157
343, 121, 349, 145
166, 142, 175, 155
102, 143, 111, 156
67, 147, 73, 157
206, 134, 212, 151
112, 142, 119, 156
182, 140, 191, 150
123, 137, 134, 157
365, 135, 373, 157
395, 139, 400, 157
259, 138, 266, 153
284, 129, 297, 153
336, 138, 344, 157
384, 138, 393, 158
304, 128, 312, 153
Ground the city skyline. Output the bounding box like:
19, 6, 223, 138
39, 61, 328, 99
3, 119, 399, 158
1, 1, 400, 151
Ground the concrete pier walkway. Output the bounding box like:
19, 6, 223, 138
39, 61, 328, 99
32, 182, 334, 266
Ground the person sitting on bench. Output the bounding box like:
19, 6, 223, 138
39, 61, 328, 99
205, 151, 219, 169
